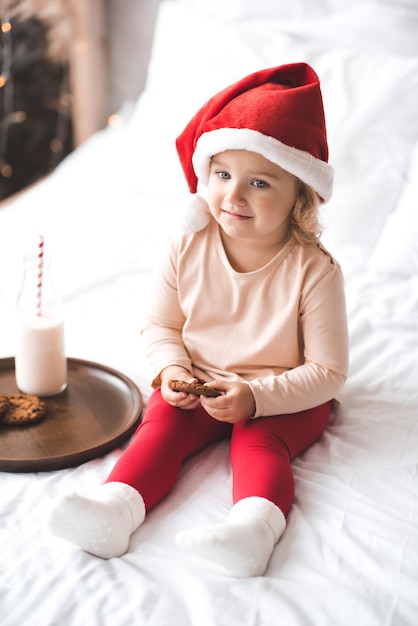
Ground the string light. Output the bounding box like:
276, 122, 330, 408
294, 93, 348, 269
1, 21, 12, 34
107, 113, 122, 128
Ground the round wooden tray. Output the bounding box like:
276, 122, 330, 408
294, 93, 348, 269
0, 357, 143, 472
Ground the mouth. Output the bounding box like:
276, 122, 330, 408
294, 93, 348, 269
221, 209, 251, 220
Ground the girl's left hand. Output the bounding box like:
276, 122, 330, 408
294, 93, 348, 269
200, 381, 256, 423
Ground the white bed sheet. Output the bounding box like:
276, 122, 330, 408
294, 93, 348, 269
1, 1, 418, 625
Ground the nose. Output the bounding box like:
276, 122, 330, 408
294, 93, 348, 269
225, 180, 246, 206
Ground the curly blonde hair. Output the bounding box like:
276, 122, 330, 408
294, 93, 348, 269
287, 179, 323, 246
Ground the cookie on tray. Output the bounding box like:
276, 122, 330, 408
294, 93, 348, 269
0, 394, 10, 417
168, 380, 222, 397
0, 393, 46, 426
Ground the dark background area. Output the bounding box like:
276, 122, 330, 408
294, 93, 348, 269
0, 15, 73, 201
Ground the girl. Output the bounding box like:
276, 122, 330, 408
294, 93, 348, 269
48, 63, 349, 577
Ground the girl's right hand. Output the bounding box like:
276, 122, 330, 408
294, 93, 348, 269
160, 366, 201, 409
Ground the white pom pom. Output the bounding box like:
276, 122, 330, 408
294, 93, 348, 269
180, 194, 211, 233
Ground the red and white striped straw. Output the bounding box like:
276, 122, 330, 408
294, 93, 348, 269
36, 235, 44, 316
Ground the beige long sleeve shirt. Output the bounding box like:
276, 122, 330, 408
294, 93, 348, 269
142, 219, 349, 417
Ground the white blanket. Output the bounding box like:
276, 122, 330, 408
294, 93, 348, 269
1, 1, 418, 624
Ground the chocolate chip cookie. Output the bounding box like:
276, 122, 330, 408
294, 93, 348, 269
0, 393, 46, 426
168, 380, 222, 397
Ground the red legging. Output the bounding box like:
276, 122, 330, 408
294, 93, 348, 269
106, 390, 331, 516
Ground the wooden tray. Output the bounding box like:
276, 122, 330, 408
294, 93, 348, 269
0, 357, 143, 472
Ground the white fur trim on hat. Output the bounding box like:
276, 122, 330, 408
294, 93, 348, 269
180, 194, 211, 234
192, 127, 333, 202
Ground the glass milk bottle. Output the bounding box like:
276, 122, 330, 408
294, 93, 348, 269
15, 253, 67, 396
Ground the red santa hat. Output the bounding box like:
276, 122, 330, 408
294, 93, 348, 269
175, 62, 333, 233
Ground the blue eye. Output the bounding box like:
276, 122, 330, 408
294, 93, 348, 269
216, 170, 230, 180
252, 179, 268, 189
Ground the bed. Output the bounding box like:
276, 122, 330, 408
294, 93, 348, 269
1, 0, 418, 624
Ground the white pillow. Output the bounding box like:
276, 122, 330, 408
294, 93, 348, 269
368, 141, 418, 276
176, 0, 418, 56
319, 49, 418, 257
176, 0, 417, 21
176, 0, 353, 20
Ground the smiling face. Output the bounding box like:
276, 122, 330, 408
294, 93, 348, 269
207, 150, 298, 252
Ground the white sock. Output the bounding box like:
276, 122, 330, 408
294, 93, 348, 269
47, 482, 146, 559
176, 497, 286, 577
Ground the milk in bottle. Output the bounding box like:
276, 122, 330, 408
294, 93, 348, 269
15, 250, 67, 396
